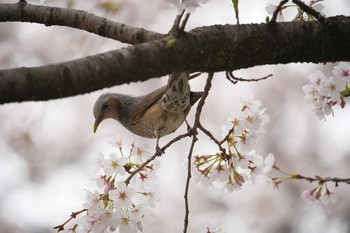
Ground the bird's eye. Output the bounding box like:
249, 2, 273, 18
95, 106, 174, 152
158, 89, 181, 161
102, 102, 108, 111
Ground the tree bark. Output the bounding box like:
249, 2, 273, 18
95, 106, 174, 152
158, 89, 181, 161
0, 2, 163, 44
0, 2, 349, 104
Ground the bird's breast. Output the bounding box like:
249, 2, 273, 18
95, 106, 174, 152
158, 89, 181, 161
128, 102, 189, 139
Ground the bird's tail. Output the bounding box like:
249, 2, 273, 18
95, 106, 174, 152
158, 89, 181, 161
190, 91, 203, 106
161, 72, 191, 113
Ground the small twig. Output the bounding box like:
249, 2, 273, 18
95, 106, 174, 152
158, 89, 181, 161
269, 0, 288, 24
292, 7, 304, 21
225, 71, 273, 84
125, 154, 158, 186
169, 7, 191, 36
291, 174, 350, 187
125, 132, 191, 185
183, 128, 197, 233
193, 73, 214, 126
198, 123, 227, 156
183, 73, 214, 233
219, 127, 234, 145
292, 0, 325, 23
292, 0, 323, 21
179, 13, 191, 31
273, 165, 350, 188
53, 209, 87, 232
189, 72, 202, 80
169, 10, 185, 35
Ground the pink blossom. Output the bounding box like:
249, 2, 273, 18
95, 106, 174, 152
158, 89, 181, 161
102, 153, 127, 176
109, 182, 136, 208
333, 62, 350, 81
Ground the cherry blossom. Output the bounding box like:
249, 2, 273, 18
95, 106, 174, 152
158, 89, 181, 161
333, 62, 350, 81
102, 153, 127, 176
83, 190, 103, 214
109, 181, 136, 208
240, 94, 262, 111
303, 63, 350, 119
263, 153, 275, 174
134, 143, 152, 163
319, 76, 345, 102
301, 188, 320, 203
301, 185, 337, 205
320, 188, 337, 205
108, 138, 124, 149
116, 210, 139, 233
193, 95, 273, 192
66, 139, 160, 232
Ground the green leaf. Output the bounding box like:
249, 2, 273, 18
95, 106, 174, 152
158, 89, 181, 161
232, 0, 239, 11
166, 38, 177, 48
232, 0, 239, 23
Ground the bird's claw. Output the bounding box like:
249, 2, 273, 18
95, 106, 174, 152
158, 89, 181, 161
185, 120, 197, 137
187, 126, 195, 137
156, 146, 164, 156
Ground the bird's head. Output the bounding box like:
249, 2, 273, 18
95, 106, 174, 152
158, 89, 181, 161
93, 93, 123, 133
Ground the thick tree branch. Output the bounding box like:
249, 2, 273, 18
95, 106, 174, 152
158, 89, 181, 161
0, 16, 350, 104
0, 2, 163, 44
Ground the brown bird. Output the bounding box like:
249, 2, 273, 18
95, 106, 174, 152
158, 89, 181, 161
93, 72, 202, 149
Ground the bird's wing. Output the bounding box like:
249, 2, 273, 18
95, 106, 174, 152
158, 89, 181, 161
130, 85, 167, 125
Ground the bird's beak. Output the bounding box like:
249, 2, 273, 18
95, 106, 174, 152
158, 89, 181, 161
93, 115, 104, 133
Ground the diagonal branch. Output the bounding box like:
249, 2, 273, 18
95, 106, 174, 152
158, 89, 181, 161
124, 132, 192, 185
0, 2, 164, 44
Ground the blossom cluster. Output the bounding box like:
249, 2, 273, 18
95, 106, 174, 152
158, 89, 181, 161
193, 95, 275, 192
272, 171, 338, 206
301, 183, 337, 205
303, 62, 350, 120
63, 141, 159, 233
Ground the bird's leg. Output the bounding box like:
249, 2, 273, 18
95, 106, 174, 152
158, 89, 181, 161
155, 137, 165, 156
155, 131, 164, 156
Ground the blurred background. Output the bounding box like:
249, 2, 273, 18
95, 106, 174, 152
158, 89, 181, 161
0, 0, 350, 232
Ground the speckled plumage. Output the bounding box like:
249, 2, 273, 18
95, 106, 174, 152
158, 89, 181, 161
93, 72, 202, 140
